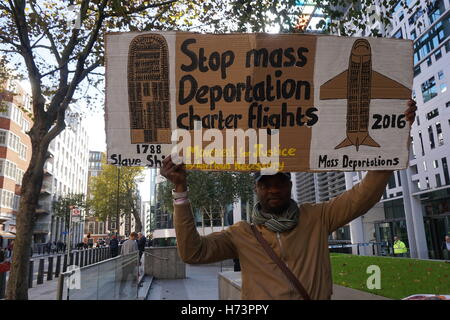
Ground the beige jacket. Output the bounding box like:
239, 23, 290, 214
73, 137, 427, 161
174, 171, 391, 300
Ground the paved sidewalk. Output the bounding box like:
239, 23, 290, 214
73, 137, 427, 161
25, 261, 390, 300
147, 264, 221, 300
148, 264, 391, 300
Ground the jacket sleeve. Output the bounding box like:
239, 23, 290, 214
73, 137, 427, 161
321, 171, 392, 234
174, 201, 238, 264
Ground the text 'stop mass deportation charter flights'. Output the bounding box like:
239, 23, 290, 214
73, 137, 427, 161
105, 32, 413, 172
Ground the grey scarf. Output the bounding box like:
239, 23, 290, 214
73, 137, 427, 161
252, 199, 299, 233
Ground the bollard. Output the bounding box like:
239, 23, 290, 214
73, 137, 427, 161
80, 251, 84, 268
63, 254, 68, 273
55, 255, 61, 278
75, 251, 79, 266
95, 248, 99, 263
88, 249, 92, 265
28, 260, 34, 288
47, 256, 54, 281
37, 258, 45, 285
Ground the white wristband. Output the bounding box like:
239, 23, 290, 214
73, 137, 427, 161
172, 188, 188, 199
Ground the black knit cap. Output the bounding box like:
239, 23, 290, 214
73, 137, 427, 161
254, 171, 291, 182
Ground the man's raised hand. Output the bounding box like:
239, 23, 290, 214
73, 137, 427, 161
161, 155, 187, 192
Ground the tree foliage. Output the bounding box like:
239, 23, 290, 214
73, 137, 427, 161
159, 170, 254, 229
52, 192, 87, 230
197, 0, 422, 37
88, 163, 144, 232
0, 0, 211, 299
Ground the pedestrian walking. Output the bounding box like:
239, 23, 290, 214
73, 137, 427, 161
118, 232, 139, 298
137, 232, 147, 264
7, 240, 14, 258
110, 235, 119, 257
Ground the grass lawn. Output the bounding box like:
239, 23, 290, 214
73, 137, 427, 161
330, 253, 450, 299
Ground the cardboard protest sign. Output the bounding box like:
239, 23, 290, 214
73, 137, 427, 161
105, 32, 413, 172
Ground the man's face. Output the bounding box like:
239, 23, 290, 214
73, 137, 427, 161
255, 174, 292, 214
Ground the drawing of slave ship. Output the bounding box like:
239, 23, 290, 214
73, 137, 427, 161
320, 38, 411, 151
128, 34, 171, 144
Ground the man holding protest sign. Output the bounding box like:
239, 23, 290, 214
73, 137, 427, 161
161, 99, 417, 300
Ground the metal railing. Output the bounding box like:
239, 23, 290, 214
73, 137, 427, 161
57, 251, 139, 300
0, 246, 113, 299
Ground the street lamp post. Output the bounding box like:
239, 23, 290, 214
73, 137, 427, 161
116, 166, 120, 237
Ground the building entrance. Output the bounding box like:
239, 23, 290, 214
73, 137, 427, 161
424, 215, 450, 259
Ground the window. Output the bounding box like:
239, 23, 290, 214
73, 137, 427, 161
440, 83, 447, 93
433, 160, 439, 168
88, 222, 95, 234
427, 57, 432, 66
436, 174, 442, 187
423, 161, 428, 171
388, 174, 396, 189
0, 130, 7, 145
428, 125, 435, 149
418, 131, 425, 156
414, 65, 421, 77
413, 13, 450, 62
22, 119, 30, 133
438, 70, 445, 80
421, 77, 438, 103
436, 122, 444, 145
428, 0, 445, 24
442, 157, 450, 184
427, 108, 439, 120
446, 101, 450, 108
410, 29, 416, 40
393, 29, 403, 39
446, 40, 450, 53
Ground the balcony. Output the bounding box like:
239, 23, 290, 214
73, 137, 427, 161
36, 201, 52, 214
0, 212, 14, 222
40, 181, 53, 195
43, 162, 53, 176
33, 222, 50, 234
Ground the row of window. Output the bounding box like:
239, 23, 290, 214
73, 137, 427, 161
414, 41, 450, 77
420, 74, 447, 103
0, 102, 31, 133
87, 221, 105, 235
413, 12, 450, 64
0, 130, 28, 160
0, 189, 20, 210
0, 159, 25, 185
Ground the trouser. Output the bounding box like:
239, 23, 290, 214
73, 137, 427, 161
111, 248, 118, 257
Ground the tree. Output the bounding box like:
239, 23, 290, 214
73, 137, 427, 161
159, 170, 254, 231
198, 0, 416, 36
52, 192, 87, 233
1, 0, 406, 300
1, 0, 208, 300
88, 163, 144, 235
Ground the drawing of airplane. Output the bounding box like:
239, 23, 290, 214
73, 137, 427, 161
320, 38, 411, 151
